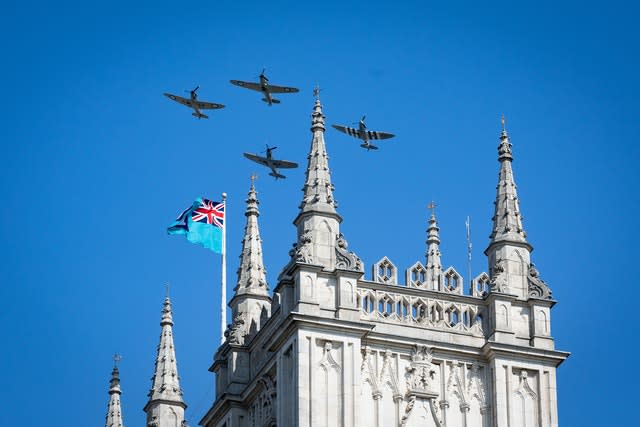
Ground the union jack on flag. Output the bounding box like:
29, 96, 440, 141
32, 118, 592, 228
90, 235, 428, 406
168, 197, 225, 253
192, 199, 225, 228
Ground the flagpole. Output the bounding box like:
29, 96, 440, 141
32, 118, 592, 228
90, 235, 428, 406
220, 192, 227, 345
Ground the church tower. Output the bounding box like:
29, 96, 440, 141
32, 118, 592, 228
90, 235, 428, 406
144, 296, 187, 427
198, 102, 568, 427
104, 359, 125, 427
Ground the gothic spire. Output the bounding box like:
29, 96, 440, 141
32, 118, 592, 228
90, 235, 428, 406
146, 296, 185, 407
486, 115, 531, 252
234, 177, 268, 296
425, 202, 442, 289
105, 357, 125, 427
297, 99, 340, 220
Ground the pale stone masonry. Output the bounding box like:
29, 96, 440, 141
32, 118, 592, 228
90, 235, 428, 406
104, 100, 568, 427
104, 364, 125, 427
144, 296, 187, 427
200, 100, 568, 427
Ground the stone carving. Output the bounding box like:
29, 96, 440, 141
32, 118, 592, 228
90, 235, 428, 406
467, 363, 487, 406
380, 349, 401, 398
527, 263, 553, 299
489, 259, 509, 293
293, 228, 313, 264
402, 347, 444, 427
443, 267, 463, 294
400, 395, 416, 426
472, 272, 491, 297
319, 341, 341, 372
226, 313, 247, 345
405, 345, 436, 394
335, 233, 363, 272
361, 346, 381, 398
515, 370, 537, 399
406, 261, 428, 288
373, 256, 397, 284
447, 361, 469, 408
249, 375, 277, 427
147, 416, 159, 427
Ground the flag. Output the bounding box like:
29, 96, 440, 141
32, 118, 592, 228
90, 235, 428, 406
168, 198, 225, 253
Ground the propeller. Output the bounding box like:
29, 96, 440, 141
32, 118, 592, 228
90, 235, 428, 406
259, 67, 268, 81
185, 86, 199, 96
352, 115, 366, 126
262, 144, 277, 154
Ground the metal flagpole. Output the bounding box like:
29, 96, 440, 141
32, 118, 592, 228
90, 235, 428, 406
220, 192, 227, 345
466, 216, 472, 287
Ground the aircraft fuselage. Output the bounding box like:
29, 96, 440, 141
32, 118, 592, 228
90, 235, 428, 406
259, 75, 274, 105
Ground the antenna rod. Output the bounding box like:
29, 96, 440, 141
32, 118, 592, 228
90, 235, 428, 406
466, 216, 472, 288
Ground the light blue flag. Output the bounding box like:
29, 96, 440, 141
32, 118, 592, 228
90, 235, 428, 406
168, 198, 225, 254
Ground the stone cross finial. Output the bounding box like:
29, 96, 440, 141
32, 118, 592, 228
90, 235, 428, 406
113, 353, 122, 367
428, 201, 437, 217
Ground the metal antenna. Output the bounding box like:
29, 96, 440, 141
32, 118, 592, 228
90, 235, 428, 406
466, 216, 473, 287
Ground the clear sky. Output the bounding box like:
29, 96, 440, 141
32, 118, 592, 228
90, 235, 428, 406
2, 1, 638, 426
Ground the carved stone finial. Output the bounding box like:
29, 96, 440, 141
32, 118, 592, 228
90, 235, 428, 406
527, 263, 553, 299
335, 233, 363, 272
489, 258, 509, 293
227, 313, 247, 345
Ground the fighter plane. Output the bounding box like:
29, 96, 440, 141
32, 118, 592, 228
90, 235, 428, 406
332, 116, 395, 150
243, 145, 298, 179
230, 69, 299, 106
163, 86, 224, 119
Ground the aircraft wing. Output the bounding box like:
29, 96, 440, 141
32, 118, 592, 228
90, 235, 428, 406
164, 93, 193, 106
243, 153, 269, 166
230, 80, 263, 92
331, 124, 362, 139
195, 101, 225, 110
267, 84, 299, 94
366, 130, 395, 140
271, 159, 298, 169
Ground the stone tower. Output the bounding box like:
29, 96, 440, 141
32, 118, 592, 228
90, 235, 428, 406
144, 296, 187, 427
104, 360, 125, 427
199, 101, 568, 427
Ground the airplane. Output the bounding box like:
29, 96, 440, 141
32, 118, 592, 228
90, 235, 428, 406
243, 145, 298, 179
230, 69, 299, 106
331, 115, 395, 150
163, 86, 225, 119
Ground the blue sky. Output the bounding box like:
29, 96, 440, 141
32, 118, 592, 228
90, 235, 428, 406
1, 1, 638, 425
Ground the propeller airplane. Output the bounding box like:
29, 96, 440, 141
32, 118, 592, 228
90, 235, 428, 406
332, 115, 395, 150
230, 69, 299, 106
243, 145, 298, 179
163, 86, 225, 119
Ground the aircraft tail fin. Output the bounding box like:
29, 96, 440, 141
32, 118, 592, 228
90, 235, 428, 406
192, 112, 209, 119
269, 171, 286, 179
361, 143, 378, 151
262, 97, 281, 104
